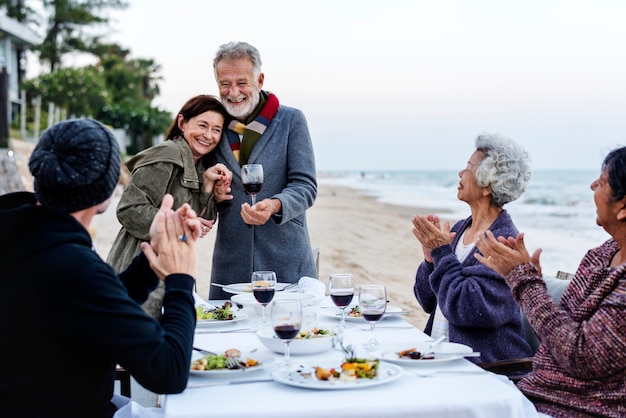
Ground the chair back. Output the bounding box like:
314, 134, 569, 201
522, 273, 572, 353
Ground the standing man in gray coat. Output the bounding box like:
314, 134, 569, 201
205, 41, 318, 300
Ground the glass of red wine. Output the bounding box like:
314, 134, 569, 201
241, 164, 263, 205
358, 285, 387, 351
251, 270, 276, 325
329, 273, 355, 329
271, 299, 302, 369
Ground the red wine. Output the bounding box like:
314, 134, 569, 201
330, 292, 354, 308
244, 182, 263, 195
362, 311, 385, 322
253, 288, 275, 305
274, 324, 300, 340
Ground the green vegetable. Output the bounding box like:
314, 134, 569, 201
196, 302, 234, 320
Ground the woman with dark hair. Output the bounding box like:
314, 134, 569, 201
476, 146, 626, 417
412, 133, 533, 364
107, 94, 232, 318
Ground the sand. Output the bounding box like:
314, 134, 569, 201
9, 138, 435, 329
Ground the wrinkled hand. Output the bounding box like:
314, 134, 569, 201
474, 231, 543, 278
142, 194, 198, 281
240, 198, 281, 225
204, 163, 233, 203
411, 214, 455, 262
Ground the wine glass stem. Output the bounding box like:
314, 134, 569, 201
284, 341, 291, 362
251, 195, 256, 205
340, 309, 346, 328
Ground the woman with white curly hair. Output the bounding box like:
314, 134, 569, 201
411, 133, 533, 364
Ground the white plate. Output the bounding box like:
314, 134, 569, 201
231, 292, 315, 307
318, 305, 405, 322
256, 328, 335, 355
222, 282, 296, 295
196, 312, 248, 328
375, 342, 473, 365
189, 351, 274, 376
272, 361, 403, 390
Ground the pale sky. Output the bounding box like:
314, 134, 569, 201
63, 0, 626, 171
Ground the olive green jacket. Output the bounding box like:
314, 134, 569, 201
107, 138, 216, 316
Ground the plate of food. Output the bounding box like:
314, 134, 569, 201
375, 342, 475, 365
272, 359, 403, 390
256, 327, 335, 355
222, 282, 297, 294
319, 304, 406, 322
190, 349, 274, 376
195, 302, 248, 328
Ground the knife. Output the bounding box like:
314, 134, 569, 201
187, 378, 273, 388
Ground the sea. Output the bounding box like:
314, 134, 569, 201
318, 169, 611, 278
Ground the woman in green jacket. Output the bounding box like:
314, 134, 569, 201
107, 95, 231, 318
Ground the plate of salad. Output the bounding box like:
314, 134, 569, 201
195, 302, 248, 327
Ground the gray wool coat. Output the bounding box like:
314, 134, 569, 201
204, 104, 318, 300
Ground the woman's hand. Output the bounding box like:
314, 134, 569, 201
199, 218, 214, 238
203, 163, 233, 202
412, 214, 455, 262
474, 231, 543, 277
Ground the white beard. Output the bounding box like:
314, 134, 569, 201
224, 87, 261, 120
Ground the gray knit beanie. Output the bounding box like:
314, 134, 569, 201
29, 118, 120, 212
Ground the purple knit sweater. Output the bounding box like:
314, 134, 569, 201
413, 210, 532, 363
509, 239, 626, 418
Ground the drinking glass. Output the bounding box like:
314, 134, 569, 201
271, 299, 302, 369
329, 273, 355, 329
241, 164, 263, 205
358, 284, 387, 351
251, 270, 276, 324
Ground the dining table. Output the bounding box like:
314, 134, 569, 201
161, 296, 540, 418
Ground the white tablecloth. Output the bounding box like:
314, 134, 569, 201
162, 298, 539, 418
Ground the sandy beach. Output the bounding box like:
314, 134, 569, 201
10, 138, 432, 329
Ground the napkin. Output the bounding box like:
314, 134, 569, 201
297, 276, 326, 305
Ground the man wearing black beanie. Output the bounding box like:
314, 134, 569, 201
0, 118, 201, 417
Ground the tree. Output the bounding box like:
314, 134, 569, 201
21, 66, 109, 117
37, 0, 128, 72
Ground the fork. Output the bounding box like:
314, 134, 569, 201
193, 346, 218, 356
277, 282, 298, 292
226, 348, 259, 370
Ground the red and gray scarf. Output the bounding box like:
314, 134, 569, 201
227, 91, 279, 165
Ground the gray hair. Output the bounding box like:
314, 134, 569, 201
474, 133, 531, 208
213, 41, 262, 78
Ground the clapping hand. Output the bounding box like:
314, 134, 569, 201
141, 194, 199, 281
411, 214, 456, 263
474, 231, 543, 278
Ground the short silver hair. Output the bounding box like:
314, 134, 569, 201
213, 41, 262, 78
474, 133, 531, 208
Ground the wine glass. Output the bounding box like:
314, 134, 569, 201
329, 273, 355, 329
251, 270, 276, 325
241, 164, 263, 205
271, 299, 302, 369
358, 285, 387, 351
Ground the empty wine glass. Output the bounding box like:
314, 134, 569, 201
329, 273, 355, 329
241, 164, 263, 205
359, 285, 387, 351
271, 299, 302, 369
251, 270, 276, 325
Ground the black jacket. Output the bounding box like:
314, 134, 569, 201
0, 192, 195, 418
